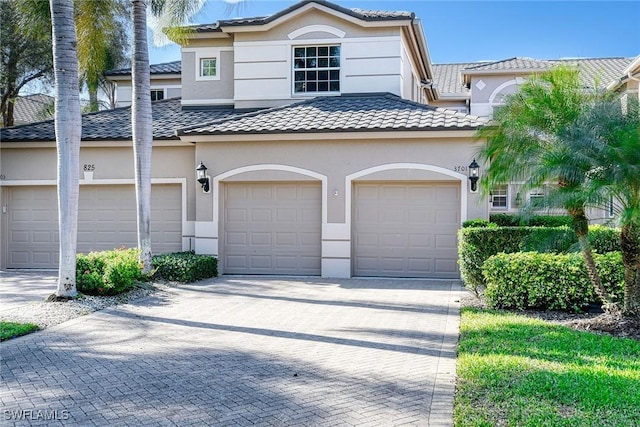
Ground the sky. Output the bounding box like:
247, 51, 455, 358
149, 0, 640, 65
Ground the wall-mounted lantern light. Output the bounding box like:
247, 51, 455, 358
468, 159, 480, 192
196, 161, 210, 193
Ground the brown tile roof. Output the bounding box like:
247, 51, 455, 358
104, 61, 182, 77
0, 98, 240, 142
178, 93, 487, 136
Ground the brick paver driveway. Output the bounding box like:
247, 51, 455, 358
1, 277, 462, 426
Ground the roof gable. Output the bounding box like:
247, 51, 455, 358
187, 0, 413, 34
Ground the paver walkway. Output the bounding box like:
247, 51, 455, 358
1, 276, 462, 426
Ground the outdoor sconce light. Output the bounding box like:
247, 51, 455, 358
468, 159, 480, 192
196, 161, 210, 193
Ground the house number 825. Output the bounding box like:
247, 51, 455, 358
83, 164, 95, 171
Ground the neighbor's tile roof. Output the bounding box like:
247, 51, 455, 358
178, 93, 487, 136
432, 63, 476, 96
12, 94, 54, 124
0, 98, 239, 142
463, 57, 556, 72
188, 0, 412, 32
104, 60, 182, 77
461, 57, 633, 89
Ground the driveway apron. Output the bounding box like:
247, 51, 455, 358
1, 277, 462, 426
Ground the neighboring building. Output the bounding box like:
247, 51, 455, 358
1, 94, 54, 127
1, 0, 637, 277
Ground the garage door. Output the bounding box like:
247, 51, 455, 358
353, 182, 460, 278
5, 184, 182, 269
223, 182, 321, 275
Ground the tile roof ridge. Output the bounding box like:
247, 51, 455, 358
175, 99, 309, 135
463, 57, 518, 70
190, 0, 414, 32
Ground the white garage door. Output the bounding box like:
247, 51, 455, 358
5, 184, 182, 269
223, 182, 321, 275
353, 182, 461, 278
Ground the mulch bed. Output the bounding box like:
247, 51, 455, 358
460, 292, 640, 341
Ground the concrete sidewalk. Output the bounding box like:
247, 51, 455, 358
0, 270, 57, 312
1, 276, 462, 426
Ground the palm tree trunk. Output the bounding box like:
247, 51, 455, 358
131, 0, 153, 273
621, 223, 640, 316
50, 0, 81, 297
569, 207, 616, 312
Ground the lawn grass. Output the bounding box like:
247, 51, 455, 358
455, 308, 640, 427
0, 321, 39, 341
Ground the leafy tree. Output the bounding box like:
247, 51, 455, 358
564, 97, 640, 315
50, 0, 82, 298
477, 66, 618, 312
0, 1, 53, 127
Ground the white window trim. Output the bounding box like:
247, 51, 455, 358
195, 48, 221, 81
292, 44, 341, 96
150, 88, 166, 101
490, 185, 508, 210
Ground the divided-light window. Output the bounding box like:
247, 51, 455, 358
294, 45, 340, 93
150, 89, 164, 101
200, 58, 217, 77
490, 185, 508, 209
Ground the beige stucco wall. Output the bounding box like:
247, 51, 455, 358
233, 8, 399, 43
181, 50, 235, 104
0, 143, 198, 222
192, 135, 487, 223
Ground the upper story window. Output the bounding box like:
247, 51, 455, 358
200, 58, 217, 78
150, 89, 164, 101
293, 45, 340, 94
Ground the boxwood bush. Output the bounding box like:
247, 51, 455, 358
482, 251, 624, 312
458, 225, 620, 293
489, 213, 573, 227
76, 248, 142, 295
152, 251, 217, 283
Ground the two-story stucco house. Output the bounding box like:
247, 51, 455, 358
1, 0, 637, 278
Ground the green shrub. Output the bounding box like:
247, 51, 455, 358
462, 218, 496, 228
152, 251, 217, 283
458, 225, 620, 293
482, 251, 624, 312
76, 248, 142, 295
490, 213, 573, 227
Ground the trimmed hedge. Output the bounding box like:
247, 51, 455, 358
462, 219, 496, 228
490, 213, 573, 227
76, 248, 142, 295
152, 251, 217, 283
458, 225, 620, 293
482, 251, 624, 312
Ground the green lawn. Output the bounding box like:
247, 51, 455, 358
455, 308, 640, 427
0, 321, 39, 341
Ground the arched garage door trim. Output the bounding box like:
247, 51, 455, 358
212, 164, 328, 224
344, 163, 468, 225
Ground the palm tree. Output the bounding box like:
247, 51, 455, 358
49, 0, 82, 298
130, 0, 214, 273
76, 0, 130, 112
477, 66, 617, 311
564, 97, 640, 315
131, 0, 154, 273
